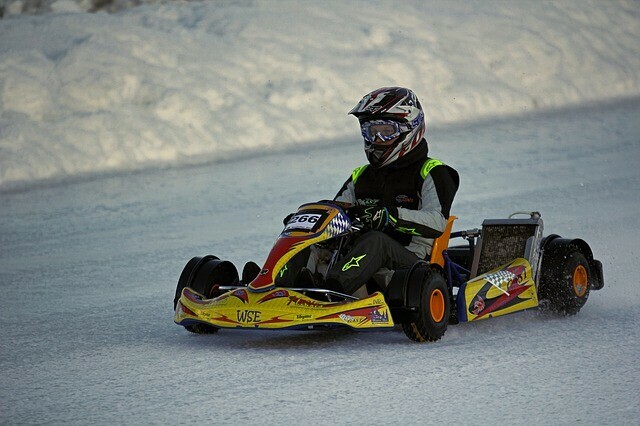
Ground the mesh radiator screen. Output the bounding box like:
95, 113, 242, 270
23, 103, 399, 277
477, 224, 538, 275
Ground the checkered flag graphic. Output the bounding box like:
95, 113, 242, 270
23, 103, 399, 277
485, 270, 516, 290
325, 212, 351, 237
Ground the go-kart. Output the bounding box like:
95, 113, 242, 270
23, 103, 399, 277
173, 201, 604, 342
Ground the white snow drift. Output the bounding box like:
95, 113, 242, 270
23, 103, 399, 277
0, 0, 639, 191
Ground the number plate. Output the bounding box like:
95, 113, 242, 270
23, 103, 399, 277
284, 213, 322, 231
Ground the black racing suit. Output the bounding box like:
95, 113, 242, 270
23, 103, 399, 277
328, 140, 459, 294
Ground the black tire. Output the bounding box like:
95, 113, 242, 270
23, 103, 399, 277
539, 248, 591, 315
402, 269, 450, 342
174, 256, 214, 310
184, 323, 220, 335
174, 255, 239, 334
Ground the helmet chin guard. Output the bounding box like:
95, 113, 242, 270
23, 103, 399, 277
365, 130, 423, 168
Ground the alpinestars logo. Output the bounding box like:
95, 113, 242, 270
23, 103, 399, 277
342, 254, 367, 271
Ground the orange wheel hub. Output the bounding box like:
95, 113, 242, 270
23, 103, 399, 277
572, 265, 588, 297
430, 289, 446, 322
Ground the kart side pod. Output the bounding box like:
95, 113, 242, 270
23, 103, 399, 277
384, 261, 444, 323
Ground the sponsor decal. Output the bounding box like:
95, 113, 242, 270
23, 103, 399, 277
397, 226, 421, 236
342, 254, 367, 271
506, 265, 527, 290
278, 265, 288, 278
484, 265, 527, 295
287, 295, 325, 308
395, 194, 415, 204
471, 296, 485, 315
296, 314, 312, 320
236, 310, 262, 323
317, 306, 390, 325
370, 308, 389, 323
467, 263, 532, 319
339, 313, 358, 323
360, 198, 379, 206
486, 272, 513, 295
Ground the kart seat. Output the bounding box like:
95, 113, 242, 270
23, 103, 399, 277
429, 216, 457, 267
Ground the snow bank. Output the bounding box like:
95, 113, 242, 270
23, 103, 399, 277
1, 0, 639, 191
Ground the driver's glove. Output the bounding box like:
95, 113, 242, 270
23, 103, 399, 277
346, 205, 398, 231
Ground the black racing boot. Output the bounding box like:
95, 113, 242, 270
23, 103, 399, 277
294, 268, 346, 296
293, 267, 320, 289
241, 261, 261, 285
324, 277, 346, 294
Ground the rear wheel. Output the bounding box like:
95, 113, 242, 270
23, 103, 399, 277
402, 269, 450, 342
539, 248, 591, 315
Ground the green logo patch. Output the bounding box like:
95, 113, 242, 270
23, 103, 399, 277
342, 254, 367, 271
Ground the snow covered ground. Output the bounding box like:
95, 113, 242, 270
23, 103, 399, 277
1, 0, 639, 192
1, 1, 639, 424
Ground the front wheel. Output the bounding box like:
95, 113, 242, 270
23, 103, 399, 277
174, 255, 239, 334
402, 269, 450, 342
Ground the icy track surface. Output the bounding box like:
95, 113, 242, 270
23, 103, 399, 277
1, 98, 639, 424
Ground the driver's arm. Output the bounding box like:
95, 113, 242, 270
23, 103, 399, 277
334, 176, 356, 205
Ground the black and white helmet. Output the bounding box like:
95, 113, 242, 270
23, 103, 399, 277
349, 87, 426, 168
